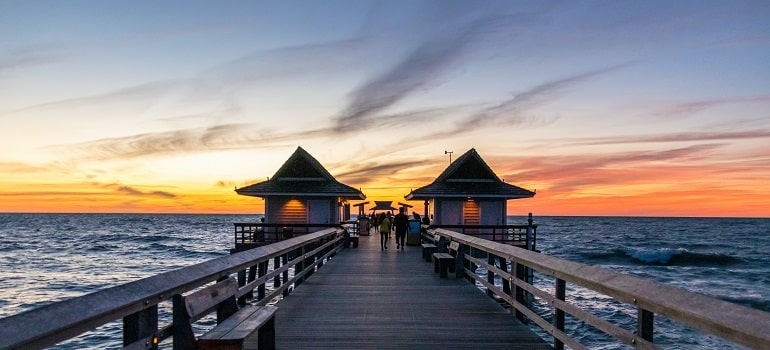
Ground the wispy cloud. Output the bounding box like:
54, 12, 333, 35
572, 130, 770, 146
0, 161, 52, 174
332, 2, 551, 132
55, 123, 271, 160
203, 39, 364, 85
0, 48, 61, 77
333, 159, 427, 185
656, 95, 770, 117
498, 143, 727, 192
0, 80, 182, 121
462, 64, 631, 128
56, 120, 374, 161
333, 27, 476, 130
394, 66, 628, 146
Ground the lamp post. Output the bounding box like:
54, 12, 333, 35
444, 150, 453, 164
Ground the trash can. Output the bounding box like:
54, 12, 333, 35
358, 217, 370, 236
406, 219, 421, 245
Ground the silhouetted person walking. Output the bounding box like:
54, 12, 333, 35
378, 213, 391, 251
393, 208, 409, 251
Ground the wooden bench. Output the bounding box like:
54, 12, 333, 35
343, 224, 359, 248
432, 241, 460, 278
173, 277, 277, 350
349, 234, 359, 248
421, 232, 439, 262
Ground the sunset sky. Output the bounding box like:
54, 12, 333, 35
1, 1, 768, 217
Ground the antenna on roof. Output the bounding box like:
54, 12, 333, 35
444, 150, 453, 164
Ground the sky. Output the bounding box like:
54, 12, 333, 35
1, 0, 769, 217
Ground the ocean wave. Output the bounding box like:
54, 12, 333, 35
625, 247, 741, 266
721, 296, 770, 313
582, 247, 741, 266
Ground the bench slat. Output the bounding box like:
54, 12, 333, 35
200, 305, 277, 340
185, 278, 239, 322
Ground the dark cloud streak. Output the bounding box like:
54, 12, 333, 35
332, 2, 547, 132
101, 182, 177, 199
0, 48, 61, 77
657, 95, 770, 117
506, 143, 727, 193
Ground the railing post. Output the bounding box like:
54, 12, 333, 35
172, 294, 195, 350
468, 247, 477, 284
514, 261, 526, 322
554, 278, 566, 350
237, 268, 247, 305
638, 307, 654, 342
273, 257, 281, 287
245, 264, 257, 299
487, 254, 495, 298
455, 243, 468, 279
296, 246, 305, 286
501, 257, 510, 295
526, 213, 534, 251
282, 254, 289, 297
123, 306, 158, 350
303, 244, 312, 280
318, 236, 326, 268
258, 260, 268, 301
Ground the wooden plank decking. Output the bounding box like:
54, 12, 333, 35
274, 234, 551, 349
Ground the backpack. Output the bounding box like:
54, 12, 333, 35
379, 217, 391, 232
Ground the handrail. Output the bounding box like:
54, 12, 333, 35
233, 222, 344, 247
430, 228, 770, 350
0, 228, 345, 350
428, 224, 536, 248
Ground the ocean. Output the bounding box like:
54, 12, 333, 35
0, 214, 767, 349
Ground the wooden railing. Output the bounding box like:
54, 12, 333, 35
0, 228, 346, 350
429, 228, 770, 350
233, 223, 346, 249
430, 223, 537, 250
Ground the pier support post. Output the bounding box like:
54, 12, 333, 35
638, 308, 654, 342
258, 261, 268, 301
455, 243, 468, 279
237, 269, 247, 305
123, 305, 158, 350
273, 257, 281, 288
501, 257, 510, 295
555, 278, 566, 350
282, 254, 290, 296
487, 254, 495, 297
526, 213, 534, 251
245, 264, 257, 299
172, 295, 196, 350
318, 237, 325, 268
295, 246, 305, 287
513, 261, 526, 322
304, 242, 314, 279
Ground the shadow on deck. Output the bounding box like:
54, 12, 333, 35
274, 234, 550, 349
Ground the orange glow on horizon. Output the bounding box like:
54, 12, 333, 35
1, 151, 767, 218
2, 185, 768, 218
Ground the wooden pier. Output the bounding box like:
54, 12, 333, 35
274, 233, 549, 349
2, 225, 769, 349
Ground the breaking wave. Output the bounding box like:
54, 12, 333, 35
584, 247, 741, 266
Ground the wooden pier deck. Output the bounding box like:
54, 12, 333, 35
274, 234, 551, 349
